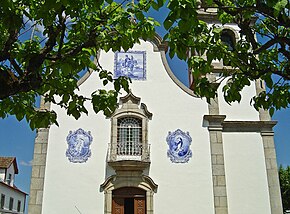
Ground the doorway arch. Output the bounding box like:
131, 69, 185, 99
112, 187, 146, 214
100, 174, 157, 214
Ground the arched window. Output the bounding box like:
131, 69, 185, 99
108, 92, 152, 162
103, 92, 156, 214
221, 29, 235, 66
117, 117, 142, 156
221, 30, 235, 51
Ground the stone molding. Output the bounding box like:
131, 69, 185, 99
204, 114, 228, 214
203, 115, 277, 133
203, 115, 226, 131
261, 134, 283, 214
100, 174, 157, 214
108, 160, 150, 173
223, 121, 277, 132
108, 92, 152, 163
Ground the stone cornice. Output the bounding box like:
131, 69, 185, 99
203, 115, 277, 133
197, 8, 257, 25
203, 115, 226, 131
108, 160, 150, 172
222, 121, 277, 133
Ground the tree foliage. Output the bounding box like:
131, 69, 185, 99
164, 0, 290, 116
0, 0, 162, 129
279, 165, 290, 211
0, 0, 289, 129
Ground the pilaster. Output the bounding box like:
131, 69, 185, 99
28, 128, 49, 214
255, 79, 283, 213
204, 114, 228, 214
261, 131, 283, 214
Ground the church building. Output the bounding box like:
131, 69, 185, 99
28, 10, 283, 214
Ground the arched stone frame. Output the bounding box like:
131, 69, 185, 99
221, 29, 235, 51
108, 92, 152, 162
212, 26, 240, 70
221, 26, 239, 43
100, 175, 158, 214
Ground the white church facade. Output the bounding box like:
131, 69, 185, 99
28, 12, 283, 214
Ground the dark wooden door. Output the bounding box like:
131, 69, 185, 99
134, 198, 146, 214
112, 197, 124, 214
112, 187, 146, 214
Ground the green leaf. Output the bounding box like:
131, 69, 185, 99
274, 0, 288, 16
269, 107, 275, 117
157, 0, 166, 7
164, 19, 174, 30
89, 61, 98, 70
152, 2, 160, 10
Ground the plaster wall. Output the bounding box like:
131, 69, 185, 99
218, 79, 260, 121
41, 40, 269, 214
42, 41, 214, 214
223, 133, 271, 214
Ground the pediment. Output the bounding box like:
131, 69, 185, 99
111, 91, 153, 119
119, 91, 141, 105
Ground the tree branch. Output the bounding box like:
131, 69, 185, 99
57, 7, 67, 58
253, 37, 290, 56
256, 0, 290, 28
238, 19, 258, 50
9, 59, 24, 76
0, 28, 19, 61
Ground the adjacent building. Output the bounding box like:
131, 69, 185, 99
0, 157, 27, 214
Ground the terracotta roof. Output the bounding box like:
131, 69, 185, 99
0, 157, 18, 174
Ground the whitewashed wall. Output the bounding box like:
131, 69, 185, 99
41, 40, 270, 214
223, 133, 271, 214
218, 79, 260, 121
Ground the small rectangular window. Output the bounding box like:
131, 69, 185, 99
17, 200, 21, 212
7, 174, 12, 185
9, 197, 13, 210
0, 194, 5, 209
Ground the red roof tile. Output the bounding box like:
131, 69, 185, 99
0, 157, 18, 174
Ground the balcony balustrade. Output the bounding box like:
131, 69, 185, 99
107, 142, 150, 163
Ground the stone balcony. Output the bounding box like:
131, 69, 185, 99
107, 143, 151, 171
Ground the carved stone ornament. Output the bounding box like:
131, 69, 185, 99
66, 128, 93, 163
166, 129, 192, 163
